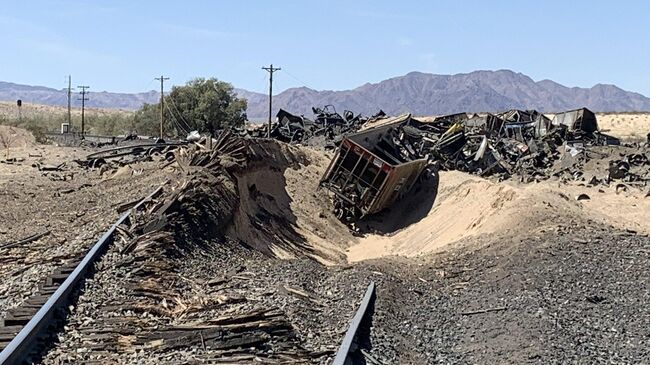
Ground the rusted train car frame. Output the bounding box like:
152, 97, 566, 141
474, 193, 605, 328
320, 119, 428, 221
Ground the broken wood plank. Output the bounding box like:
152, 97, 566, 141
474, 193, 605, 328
280, 285, 324, 307
59, 183, 92, 194
0, 230, 51, 250
460, 306, 507, 316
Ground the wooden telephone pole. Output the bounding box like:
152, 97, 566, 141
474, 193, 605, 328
262, 64, 280, 138
77, 85, 89, 135
155, 75, 169, 139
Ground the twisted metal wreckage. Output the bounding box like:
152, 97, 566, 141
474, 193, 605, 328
315, 107, 647, 222
245, 105, 385, 146
77, 105, 646, 224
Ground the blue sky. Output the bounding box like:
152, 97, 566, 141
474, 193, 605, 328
1, 0, 649, 96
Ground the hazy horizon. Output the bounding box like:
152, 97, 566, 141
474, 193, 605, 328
2, 69, 649, 99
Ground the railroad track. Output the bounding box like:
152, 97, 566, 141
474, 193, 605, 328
0, 177, 378, 364
332, 281, 377, 365
85, 142, 186, 161
0, 186, 163, 365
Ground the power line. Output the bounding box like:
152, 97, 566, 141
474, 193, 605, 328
164, 101, 188, 135
160, 98, 184, 136
262, 64, 281, 138
167, 95, 192, 132
77, 85, 89, 135
154, 75, 169, 139
282, 69, 314, 90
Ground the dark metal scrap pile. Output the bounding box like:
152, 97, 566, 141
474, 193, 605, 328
248, 105, 385, 147
404, 109, 568, 182
600, 152, 650, 194
254, 105, 644, 187
382, 107, 631, 183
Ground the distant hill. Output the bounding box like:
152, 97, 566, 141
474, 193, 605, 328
240, 70, 650, 119
3, 70, 650, 120
0, 81, 158, 110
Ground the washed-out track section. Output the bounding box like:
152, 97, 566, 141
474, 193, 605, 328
332, 282, 376, 365
0, 187, 163, 364
0, 189, 380, 364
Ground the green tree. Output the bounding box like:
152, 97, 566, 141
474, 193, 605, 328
166, 78, 247, 135
131, 78, 247, 137
131, 103, 161, 136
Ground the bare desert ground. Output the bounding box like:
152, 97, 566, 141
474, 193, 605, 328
596, 112, 650, 140
0, 101, 132, 122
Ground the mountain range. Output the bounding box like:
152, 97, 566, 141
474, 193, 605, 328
0, 81, 158, 110
2, 70, 650, 119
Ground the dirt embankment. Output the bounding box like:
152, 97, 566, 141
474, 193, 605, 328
225, 141, 355, 264
5, 127, 640, 267
347, 170, 650, 261
217, 139, 649, 264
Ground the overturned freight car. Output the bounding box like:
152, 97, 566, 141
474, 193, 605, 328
319, 115, 429, 222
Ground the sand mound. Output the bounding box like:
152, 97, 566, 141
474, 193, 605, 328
0, 125, 36, 148
163, 138, 650, 265
221, 141, 649, 264
349, 172, 518, 260
226, 141, 354, 264
347, 171, 620, 261
118, 138, 352, 265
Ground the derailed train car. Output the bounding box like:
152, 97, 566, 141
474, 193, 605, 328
319, 115, 429, 222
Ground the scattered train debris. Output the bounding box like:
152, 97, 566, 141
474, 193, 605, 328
316, 106, 647, 221
2, 109, 649, 363
320, 115, 429, 222
69, 105, 646, 224
413, 107, 622, 182
248, 105, 384, 147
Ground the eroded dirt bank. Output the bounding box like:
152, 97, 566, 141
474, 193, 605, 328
348, 170, 650, 261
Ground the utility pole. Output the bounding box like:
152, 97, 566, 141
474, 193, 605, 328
262, 64, 280, 138
78, 85, 89, 135
155, 75, 169, 139
67, 76, 73, 129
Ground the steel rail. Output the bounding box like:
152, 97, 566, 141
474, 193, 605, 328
0, 186, 163, 365
332, 281, 376, 365
85, 142, 186, 160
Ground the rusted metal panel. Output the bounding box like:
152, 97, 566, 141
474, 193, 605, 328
320, 116, 428, 221
552, 108, 598, 133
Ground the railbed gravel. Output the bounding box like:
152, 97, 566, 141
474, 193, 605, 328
0, 162, 168, 320
41, 221, 650, 364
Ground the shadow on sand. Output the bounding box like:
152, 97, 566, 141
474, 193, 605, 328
356, 167, 440, 235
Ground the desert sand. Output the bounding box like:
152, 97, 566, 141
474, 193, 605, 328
596, 112, 650, 140
347, 170, 650, 262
